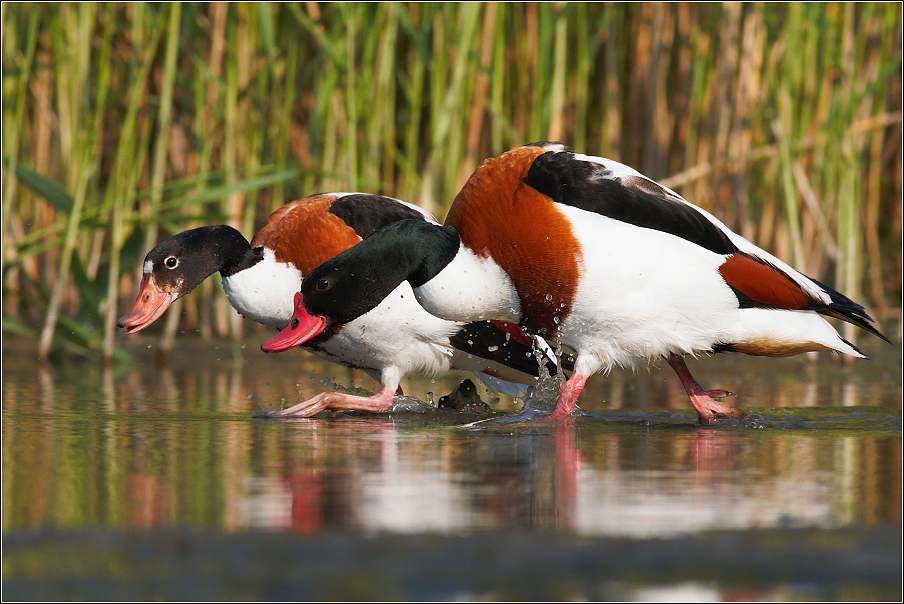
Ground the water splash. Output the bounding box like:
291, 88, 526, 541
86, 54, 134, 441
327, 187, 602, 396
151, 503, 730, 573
316, 377, 496, 415
390, 395, 435, 413
320, 377, 373, 397
458, 337, 567, 427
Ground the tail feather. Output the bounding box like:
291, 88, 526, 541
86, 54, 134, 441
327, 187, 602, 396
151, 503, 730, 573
811, 278, 891, 344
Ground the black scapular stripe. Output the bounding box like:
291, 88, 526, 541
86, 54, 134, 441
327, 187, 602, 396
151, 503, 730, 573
523, 151, 738, 255
328, 194, 427, 240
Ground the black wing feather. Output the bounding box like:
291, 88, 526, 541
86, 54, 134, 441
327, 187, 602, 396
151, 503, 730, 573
328, 194, 427, 240
523, 151, 738, 255
449, 321, 574, 377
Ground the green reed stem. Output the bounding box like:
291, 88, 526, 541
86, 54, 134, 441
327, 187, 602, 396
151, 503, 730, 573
142, 2, 181, 257
37, 156, 95, 360
1, 8, 39, 268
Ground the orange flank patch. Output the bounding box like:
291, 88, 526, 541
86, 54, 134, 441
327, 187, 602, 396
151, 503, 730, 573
490, 320, 532, 346
718, 253, 809, 309
251, 195, 362, 275
446, 146, 582, 336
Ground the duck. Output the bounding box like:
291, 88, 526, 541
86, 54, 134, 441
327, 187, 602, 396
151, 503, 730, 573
117, 192, 553, 416
270, 143, 890, 424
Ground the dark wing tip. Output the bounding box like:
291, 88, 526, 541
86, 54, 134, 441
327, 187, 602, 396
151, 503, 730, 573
809, 277, 892, 344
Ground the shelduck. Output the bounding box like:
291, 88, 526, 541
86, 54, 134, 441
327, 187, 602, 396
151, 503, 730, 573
118, 193, 551, 416
268, 144, 890, 424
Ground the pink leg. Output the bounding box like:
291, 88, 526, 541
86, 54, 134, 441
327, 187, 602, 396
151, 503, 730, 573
266, 385, 396, 418
667, 354, 744, 424
549, 374, 587, 421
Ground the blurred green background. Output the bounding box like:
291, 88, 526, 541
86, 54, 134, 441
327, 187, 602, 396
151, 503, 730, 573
2, 2, 901, 362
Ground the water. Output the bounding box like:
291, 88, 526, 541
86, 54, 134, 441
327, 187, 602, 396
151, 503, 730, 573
2, 334, 901, 600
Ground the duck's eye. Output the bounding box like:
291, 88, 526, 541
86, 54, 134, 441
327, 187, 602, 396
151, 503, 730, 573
316, 278, 330, 291
164, 256, 178, 269
290, 318, 299, 330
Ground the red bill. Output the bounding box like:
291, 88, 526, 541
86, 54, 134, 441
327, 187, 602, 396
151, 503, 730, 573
261, 292, 327, 353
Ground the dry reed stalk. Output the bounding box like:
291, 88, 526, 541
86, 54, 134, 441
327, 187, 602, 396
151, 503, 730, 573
37, 156, 94, 360
865, 127, 890, 322
836, 2, 859, 350
602, 4, 622, 161
729, 6, 765, 241
626, 4, 652, 167
1, 10, 39, 270
775, 90, 806, 271
343, 3, 359, 193
161, 2, 228, 353
459, 3, 497, 190
489, 2, 507, 154
418, 4, 480, 215
669, 3, 692, 176
398, 4, 426, 204
375, 5, 399, 194
643, 3, 673, 179
520, 2, 538, 143
140, 3, 181, 266
711, 1, 741, 228
680, 21, 710, 202
546, 4, 567, 143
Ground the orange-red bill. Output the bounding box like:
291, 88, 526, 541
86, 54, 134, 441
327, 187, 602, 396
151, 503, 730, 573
117, 275, 176, 334
261, 292, 327, 353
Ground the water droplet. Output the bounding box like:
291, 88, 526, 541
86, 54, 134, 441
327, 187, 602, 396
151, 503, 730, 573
553, 316, 560, 325
147, 345, 152, 349
214, 345, 219, 350
487, 345, 499, 352
545, 294, 553, 302
246, 391, 254, 399
241, 344, 246, 349
539, 327, 547, 335
467, 339, 474, 346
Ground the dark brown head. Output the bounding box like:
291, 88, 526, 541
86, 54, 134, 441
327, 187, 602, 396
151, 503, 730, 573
118, 225, 254, 334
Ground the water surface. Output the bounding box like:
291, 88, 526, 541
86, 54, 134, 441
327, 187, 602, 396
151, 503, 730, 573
3, 334, 901, 600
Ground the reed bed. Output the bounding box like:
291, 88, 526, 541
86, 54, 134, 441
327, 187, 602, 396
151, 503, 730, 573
1, 3, 901, 362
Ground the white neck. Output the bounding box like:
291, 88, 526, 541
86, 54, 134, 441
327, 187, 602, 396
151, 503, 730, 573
222, 248, 302, 329
413, 243, 521, 323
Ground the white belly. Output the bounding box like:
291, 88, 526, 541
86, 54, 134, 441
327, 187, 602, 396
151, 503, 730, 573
314, 282, 462, 384
555, 205, 738, 372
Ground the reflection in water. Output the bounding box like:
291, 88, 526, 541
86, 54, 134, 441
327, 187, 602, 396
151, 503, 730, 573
2, 336, 901, 538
